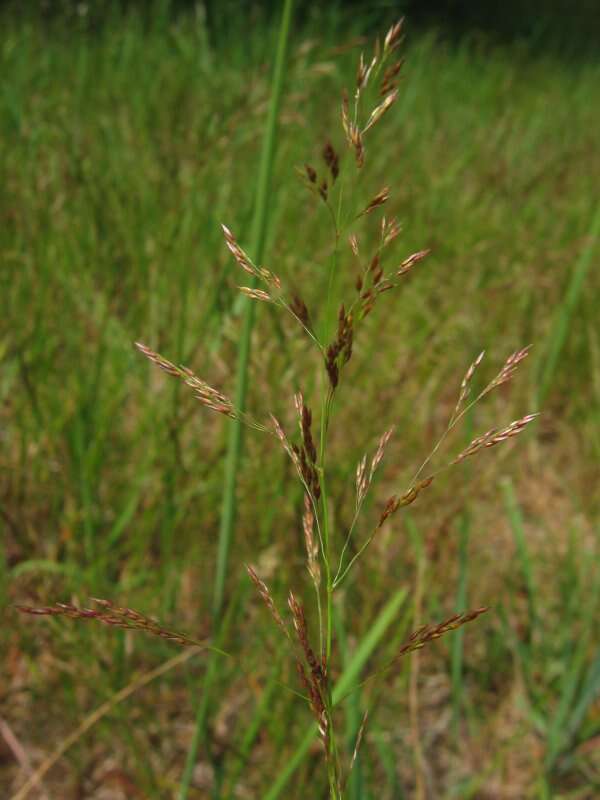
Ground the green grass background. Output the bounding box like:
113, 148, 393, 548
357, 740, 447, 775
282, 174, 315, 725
2, 4, 600, 798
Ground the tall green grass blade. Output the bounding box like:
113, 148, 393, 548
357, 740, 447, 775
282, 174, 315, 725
545, 563, 600, 771
264, 587, 408, 800
334, 600, 364, 800
213, 0, 294, 622
178, 8, 295, 796
536, 203, 600, 405
501, 477, 536, 633
451, 512, 470, 728
224, 659, 282, 798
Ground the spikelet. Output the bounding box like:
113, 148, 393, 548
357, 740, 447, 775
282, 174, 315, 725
17, 599, 203, 647
453, 414, 539, 464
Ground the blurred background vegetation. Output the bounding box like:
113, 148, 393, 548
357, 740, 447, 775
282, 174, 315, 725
2, 1, 599, 797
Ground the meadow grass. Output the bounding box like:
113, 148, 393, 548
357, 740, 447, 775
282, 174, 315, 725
2, 5, 600, 798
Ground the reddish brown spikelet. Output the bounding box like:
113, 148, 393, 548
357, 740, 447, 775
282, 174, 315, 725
322, 140, 340, 182
395, 607, 489, 660
290, 293, 311, 329
288, 592, 328, 747
380, 59, 404, 96
325, 344, 340, 389
246, 565, 288, 637
398, 477, 434, 507
325, 304, 354, 389
305, 163, 317, 183
296, 662, 329, 748
17, 599, 202, 647
377, 476, 434, 527
288, 592, 323, 683
294, 393, 321, 499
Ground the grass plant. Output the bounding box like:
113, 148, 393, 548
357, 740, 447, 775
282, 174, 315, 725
15, 16, 539, 799
4, 4, 600, 798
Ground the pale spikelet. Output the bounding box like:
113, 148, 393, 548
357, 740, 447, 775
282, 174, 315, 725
246, 565, 288, 637
293, 391, 304, 435
396, 248, 431, 275
302, 494, 320, 585
454, 350, 485, 417
383, 19, 404, 54
270, 413, 300, 470
17, 599, 202, 647
222, 224, 255, 276
341, 90, 351, 144
356, 453, 368, 508
370, 426, 394, 481
381, 216, 402, 247
356, 52, 377, 91
135, 341, 181, 377
238, 286, 272, 302
359, 186, 390, 218
452, 413, 539, 464
485, 346, 532, 393
362, 89, 398, 133
396, 607, 489, 660
136, 342, 236, 418
221, 224, 281, 289
356, 427, 394, 508
349, 234, 360, 258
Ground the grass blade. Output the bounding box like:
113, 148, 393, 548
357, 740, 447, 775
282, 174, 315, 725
178, 3, 295, 796
536, 203, 600, 405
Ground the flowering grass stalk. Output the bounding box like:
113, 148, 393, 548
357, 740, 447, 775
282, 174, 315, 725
17, 17, 537, 799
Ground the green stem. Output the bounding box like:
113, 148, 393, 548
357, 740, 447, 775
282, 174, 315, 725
178, 2, 294, 797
